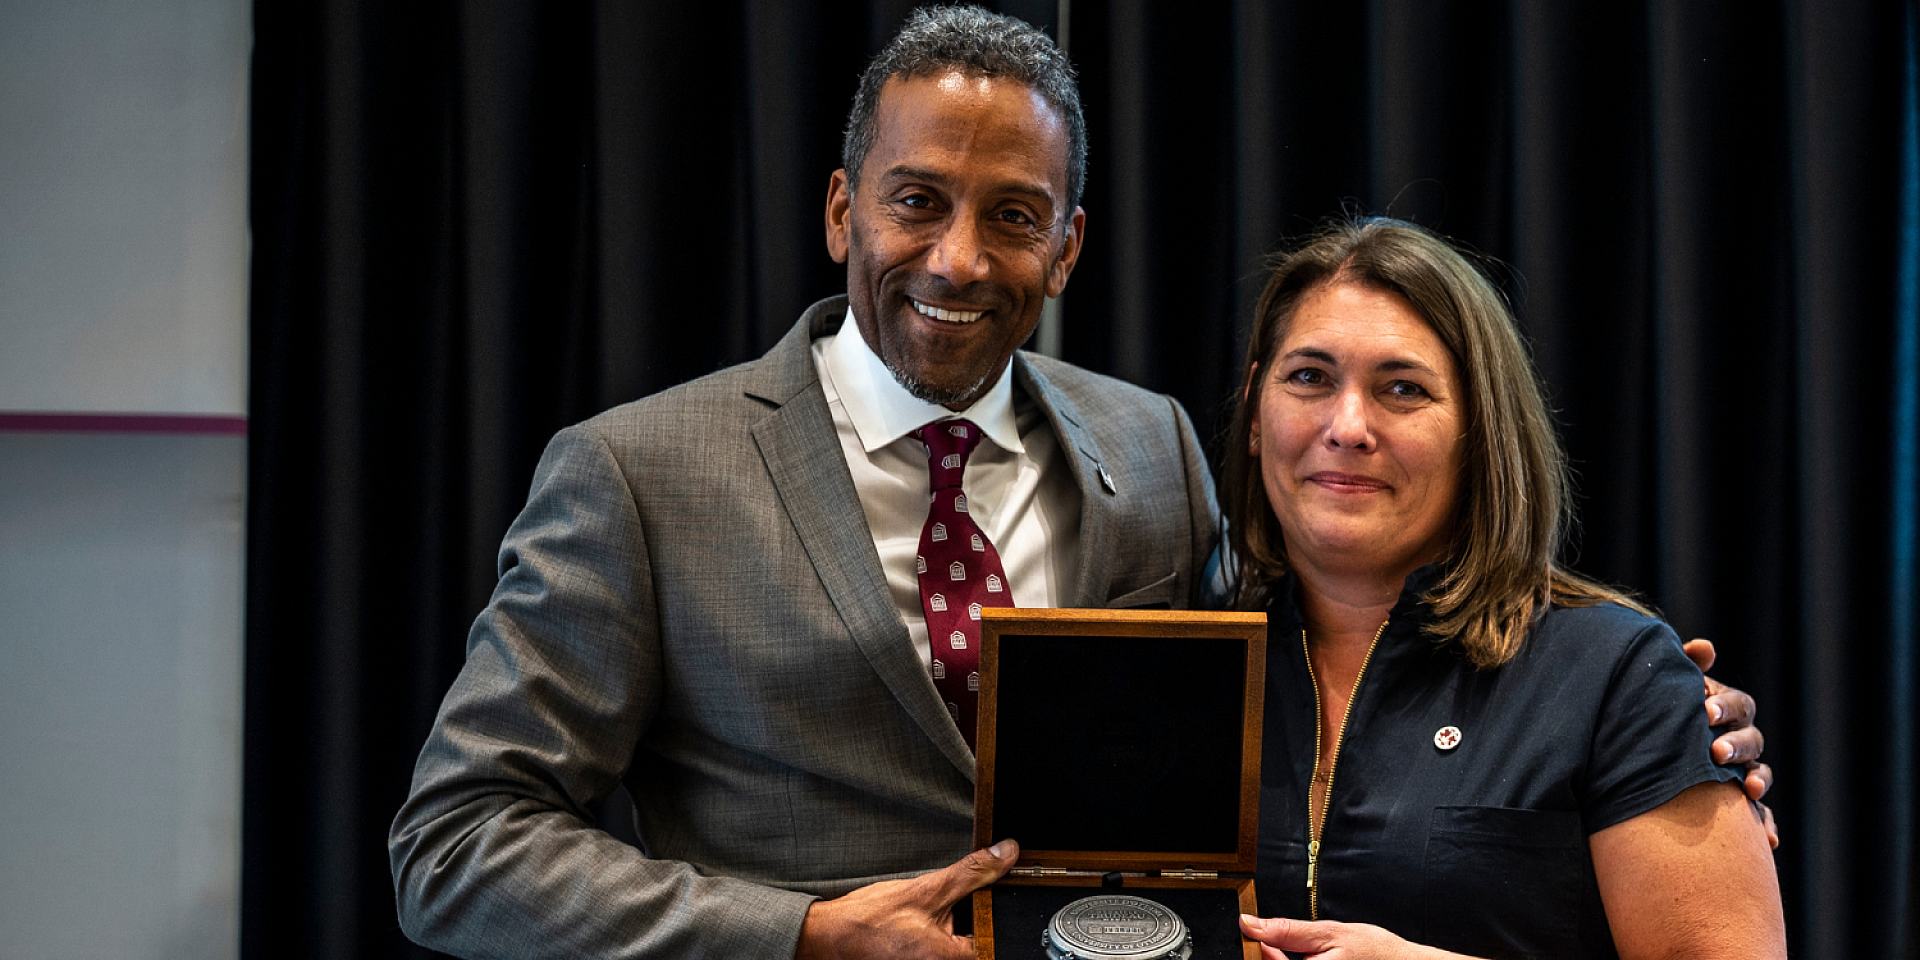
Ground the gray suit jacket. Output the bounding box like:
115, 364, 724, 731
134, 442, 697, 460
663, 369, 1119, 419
390, 296, 1221, 959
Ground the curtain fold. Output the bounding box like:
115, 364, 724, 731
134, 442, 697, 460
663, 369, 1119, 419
245, 2, 1919, 957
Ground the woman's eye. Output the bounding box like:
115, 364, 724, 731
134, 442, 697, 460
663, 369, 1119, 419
1285, 368, 1327, 386
1386, 381, 1429, 400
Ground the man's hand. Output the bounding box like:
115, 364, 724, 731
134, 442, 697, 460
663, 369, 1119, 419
795, 840, 1019, 960
1682, 638, 1779, 849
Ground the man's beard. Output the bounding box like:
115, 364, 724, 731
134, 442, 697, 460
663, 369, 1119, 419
888, 361, 996, 409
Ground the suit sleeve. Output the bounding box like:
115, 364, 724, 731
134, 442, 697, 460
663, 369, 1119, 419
389, 424, 816, 959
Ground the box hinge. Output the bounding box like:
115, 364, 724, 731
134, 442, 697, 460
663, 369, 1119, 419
1158, 868, 1219, 881
1009, 866, 1105, 878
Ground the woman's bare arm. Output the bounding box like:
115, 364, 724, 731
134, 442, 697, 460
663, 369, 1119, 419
1590, 780, 1785, 960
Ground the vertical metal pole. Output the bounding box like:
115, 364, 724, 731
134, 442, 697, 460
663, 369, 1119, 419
1890, 7, 1919, 954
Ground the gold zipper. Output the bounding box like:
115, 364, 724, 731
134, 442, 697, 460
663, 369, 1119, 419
1301, 618, 1388, 920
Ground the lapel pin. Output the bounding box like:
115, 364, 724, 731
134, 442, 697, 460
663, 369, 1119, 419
1097, 464, 1116, 494
1434, 725, 1462, 751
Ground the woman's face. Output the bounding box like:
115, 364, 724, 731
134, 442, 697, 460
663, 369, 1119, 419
1251, 281, 1465, 583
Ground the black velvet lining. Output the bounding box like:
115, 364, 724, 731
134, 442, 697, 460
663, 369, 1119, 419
990, 634, 1247, 855
986, 885, 1245, 959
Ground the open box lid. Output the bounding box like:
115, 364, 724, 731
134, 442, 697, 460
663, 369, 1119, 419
973, 607, 1267, 876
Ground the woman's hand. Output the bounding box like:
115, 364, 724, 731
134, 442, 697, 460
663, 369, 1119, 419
1237, 915, 1479, 960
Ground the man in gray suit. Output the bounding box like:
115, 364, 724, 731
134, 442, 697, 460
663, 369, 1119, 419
392, 8, 1214, 959
392, 7, 1767, 959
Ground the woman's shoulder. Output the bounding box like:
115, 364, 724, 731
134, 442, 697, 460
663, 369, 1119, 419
1529, 604, 1735, 834
1519, 601, 1685, 674
1538, 598, 1667, 633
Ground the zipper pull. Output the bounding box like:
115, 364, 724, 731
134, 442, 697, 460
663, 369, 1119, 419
1306, 839, 1320, 889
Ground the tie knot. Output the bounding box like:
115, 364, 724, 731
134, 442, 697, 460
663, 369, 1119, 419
918, 419, 982, 490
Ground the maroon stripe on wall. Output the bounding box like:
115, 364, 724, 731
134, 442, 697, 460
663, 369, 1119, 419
0, 412, 249, 436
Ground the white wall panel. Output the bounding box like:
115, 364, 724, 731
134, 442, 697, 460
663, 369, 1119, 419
0, 0, 251, 956
0, 433, 244, 960
0, 0, 249, 414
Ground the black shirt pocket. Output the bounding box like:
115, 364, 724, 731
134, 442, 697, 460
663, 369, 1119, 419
1421, 806, 1609, 960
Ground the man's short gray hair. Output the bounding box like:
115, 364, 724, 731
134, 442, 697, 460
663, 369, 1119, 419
842, 4, 1087, 211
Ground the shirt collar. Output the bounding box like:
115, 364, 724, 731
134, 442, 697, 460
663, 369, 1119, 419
1267, 562, 1449, 631
823, 306, 1025, 456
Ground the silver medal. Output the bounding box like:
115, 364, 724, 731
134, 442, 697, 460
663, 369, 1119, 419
1042, 894, 1193, 960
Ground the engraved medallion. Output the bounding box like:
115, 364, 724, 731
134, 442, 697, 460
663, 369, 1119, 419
1042, 894, 1192, 960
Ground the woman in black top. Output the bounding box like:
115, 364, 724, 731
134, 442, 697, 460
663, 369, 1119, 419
1221, 218, 1784, 959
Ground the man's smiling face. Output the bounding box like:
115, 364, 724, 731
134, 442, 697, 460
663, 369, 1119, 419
826, 71, 1085, 409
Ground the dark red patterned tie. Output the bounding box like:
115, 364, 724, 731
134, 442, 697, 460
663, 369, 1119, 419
915, 419, 1013, 749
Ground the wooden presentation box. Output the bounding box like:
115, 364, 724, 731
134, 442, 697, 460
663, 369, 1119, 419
971, 607, 1267, 960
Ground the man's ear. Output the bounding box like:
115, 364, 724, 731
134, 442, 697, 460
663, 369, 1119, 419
1045, 206, 1087, 298
825, 169, 852, 264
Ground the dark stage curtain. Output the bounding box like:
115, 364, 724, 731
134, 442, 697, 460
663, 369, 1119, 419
246, 2, 1920, 958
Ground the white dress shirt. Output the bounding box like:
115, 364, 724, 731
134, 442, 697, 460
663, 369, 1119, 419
812, 309, 1082, 669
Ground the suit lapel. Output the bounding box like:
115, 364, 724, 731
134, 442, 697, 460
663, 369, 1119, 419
746, 300, 977, 778
1015, 356, 1120, 609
